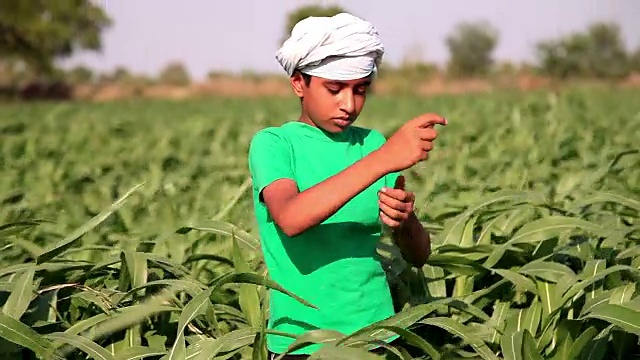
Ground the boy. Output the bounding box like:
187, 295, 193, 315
248, 12, 446, 358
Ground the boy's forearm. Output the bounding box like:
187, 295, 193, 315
276, 149, 390, 237
392, 211, 431, 267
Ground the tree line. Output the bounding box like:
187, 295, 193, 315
1, 2, 639, 98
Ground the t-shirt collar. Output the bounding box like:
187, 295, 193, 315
286, 121, 353, 143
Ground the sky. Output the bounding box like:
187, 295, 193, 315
63, 0, 640, 80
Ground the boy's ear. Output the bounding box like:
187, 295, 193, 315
290, 72, 306, 98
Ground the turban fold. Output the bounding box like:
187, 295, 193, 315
275, 12, 385, 81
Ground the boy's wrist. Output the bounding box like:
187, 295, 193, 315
367, 149, 394, 177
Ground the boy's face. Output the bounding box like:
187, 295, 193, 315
291, 72, 373, 133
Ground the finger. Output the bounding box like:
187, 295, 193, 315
394, 175, 405, 190
379, 199, 411, 221
412, 113, 447, 128
380, 188, 412, 202
420, 141, 433, 152
380, 210, 402, 228
415, 128, 438, 141
379, 193, 412, 212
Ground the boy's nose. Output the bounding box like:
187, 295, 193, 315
340, 93, 355, 113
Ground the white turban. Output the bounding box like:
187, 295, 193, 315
275, 12, 385, 81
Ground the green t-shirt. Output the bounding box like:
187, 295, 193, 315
248, 121, 399, 355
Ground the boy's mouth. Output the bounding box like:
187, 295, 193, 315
333, 117, 352, 127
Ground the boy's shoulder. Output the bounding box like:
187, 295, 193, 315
248, 124, 290, 149
249, 121, 301, 142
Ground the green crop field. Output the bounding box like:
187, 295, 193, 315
1, 87, 639, 359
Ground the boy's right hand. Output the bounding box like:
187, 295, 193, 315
377, 113, 447, 172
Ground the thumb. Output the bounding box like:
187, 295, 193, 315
394, 175, 405, 190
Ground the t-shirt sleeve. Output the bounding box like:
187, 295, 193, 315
248, 128, 295, 199
367, 129, 401, 189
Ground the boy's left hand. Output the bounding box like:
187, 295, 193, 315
378, 175, 415, 229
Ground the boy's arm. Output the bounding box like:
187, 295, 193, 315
257, 149, 390, 237
249, 115, 444, 238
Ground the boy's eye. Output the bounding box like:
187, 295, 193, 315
326, 86, 341, 93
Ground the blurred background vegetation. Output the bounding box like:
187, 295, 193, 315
1, 2, 639, 101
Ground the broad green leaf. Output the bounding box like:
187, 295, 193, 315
210, 272, 316, 309
343, 300, 444, 343
339, 325, 440, 360
477, 214, 504, 244
493, 269, 537, 294
190, 328, 258, 360
419, 317, 499, 360
2, 268, 35, 320
571, 191, 640, 213
421, 264, 447, 298
518, 260, 577, 283
64, 304, 180, 338
36, 183, 143, 264
522, 299, 542, 336
616, 245, 640, 260
277, 329, 345, 357
123, 251, 148, 289
512, 216, 605, 245
434, 244, 496, 261
113, 346, 167, 360
581, 289, 621, 317
232, 236, 261, 329
5, 238, 43, 258
182, 253, 234, 267
521, 329, 543, 360
547, 319, 581, 360
582, 259, 607, 300
0, 312, 62, 359
500, 329, 523, 360
0, 220, 46, 238
485, 216, 606, 268
115, 279, 207, 306
177, 220, 261, 253
580, 303, 640, 336
567, 326, 598, 359
453, 275, 473, 298
307, 344, 382, 360
46, 332, 115, 360
561, 265, 639, 303
488, 301, 510, 343
167, 288, 213, 360
71, 291, 112, 314
438, 190, 532, 246
576, 324, 614, 360
609, 283, 636, 305
425, 254, 487, 276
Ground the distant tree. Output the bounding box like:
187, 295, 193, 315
445, 20, 499, 78
109, 66, 134, 84
536, 22, 630, 79
585, 22, 630, 78
0, 59, 32, 85
159, 62, 191, 86
0, 1, 112, 77
631, 45, 640, 73
66, 65, 94, 84
282, 4, 347, 43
